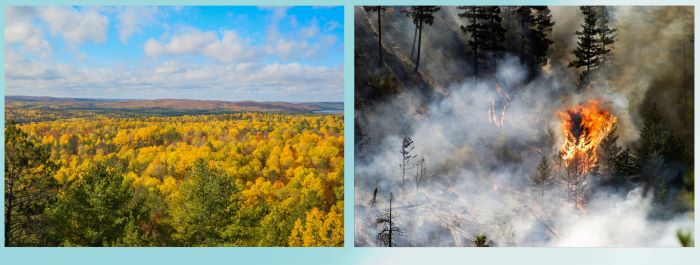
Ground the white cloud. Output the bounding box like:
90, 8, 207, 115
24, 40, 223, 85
145, 28, 254, 62
4, 7, 52, 56
325, 20, 340, 31
5, 59, 343, 101
154, 60, 184, 74
259, 6, 289, 22
116, 7, 158, 44
263, 12, 339, 61
300, 18, 319, 37
36, 6, 109, 46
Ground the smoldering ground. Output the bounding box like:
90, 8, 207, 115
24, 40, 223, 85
355, 6, 693, 247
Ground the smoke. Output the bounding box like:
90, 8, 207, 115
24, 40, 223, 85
355, 6, 694, 246
551, 6, 694, 145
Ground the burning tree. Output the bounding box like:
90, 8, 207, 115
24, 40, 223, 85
558, 99, 617, 211
375, 193, 403, 247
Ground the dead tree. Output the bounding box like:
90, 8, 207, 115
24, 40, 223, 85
414, 156, 426, 190
400, 136, 417, 185
370, 187, 378, 207
375, 193, 403, 247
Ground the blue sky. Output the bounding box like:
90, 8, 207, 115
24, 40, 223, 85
5, 6, 344, 102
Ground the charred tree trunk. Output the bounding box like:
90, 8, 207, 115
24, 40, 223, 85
378, 8, 383, 65
388, 194, 393, 247
415, 17, 424, 72
411, 24, 418, 59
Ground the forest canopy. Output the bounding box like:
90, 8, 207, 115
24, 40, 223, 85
5, 109, 344, 247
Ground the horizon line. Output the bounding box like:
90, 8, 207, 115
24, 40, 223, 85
5, 95, 343, 104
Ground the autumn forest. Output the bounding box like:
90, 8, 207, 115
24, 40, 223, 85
5, 98, 344, 247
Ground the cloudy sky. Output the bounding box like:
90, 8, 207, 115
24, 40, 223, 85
5, 6, 344, 102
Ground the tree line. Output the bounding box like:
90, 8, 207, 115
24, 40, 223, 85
364, 6, 617, 86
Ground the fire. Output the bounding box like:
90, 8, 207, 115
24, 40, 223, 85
557, 99, 617, 174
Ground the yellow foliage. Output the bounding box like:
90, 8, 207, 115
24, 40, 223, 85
18, 113, 344, 246
287, 203, 344, 247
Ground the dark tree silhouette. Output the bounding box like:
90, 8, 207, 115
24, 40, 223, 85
569, 6, 601, 86
515, 6, 534, 62
405, 6, 441, 71
364, 6, 387, 65
370, 187, 378, 207
375, 193, 402, 247
596, 6, 616, 65
400, 136, 417, 185
458, 6, 506, 77
635, 104, 668, 166
530, 6, 555, 66
615, 147, 637, 179
597, 124, 622, 184
513, 6, 554, 79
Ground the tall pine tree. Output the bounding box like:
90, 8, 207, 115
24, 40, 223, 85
405, 6, 441, 71
5, 121, 58, 246
458, 6, 506, 77
596, 6, 616, 65
364, 6, 387, 65
530, 6, 555, 67
569, 6, 601, 87
597, 124, 622, 185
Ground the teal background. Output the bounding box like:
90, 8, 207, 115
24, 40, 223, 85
0, 0, 698, 264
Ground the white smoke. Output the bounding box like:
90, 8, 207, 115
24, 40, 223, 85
354, 55, 692, 247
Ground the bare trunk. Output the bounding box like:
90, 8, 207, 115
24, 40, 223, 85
410, 24, 418, 59
415, 18, 424, 72
378, 9, 383, 65
388, 194, 393, 247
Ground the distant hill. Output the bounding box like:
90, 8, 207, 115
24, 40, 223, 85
6, 96, 343, 123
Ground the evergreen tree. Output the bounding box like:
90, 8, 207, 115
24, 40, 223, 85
532, 155, 553, 208
169, 159, 240, 246
474, 234, 490, 247
364, 6, 387, 65
569, 6, 601, 86
596, 6, 616, 65
47, 161, 138, 246
597, 124, 622, 184
614, 148, 637, 178
405, 6, 441, 71
635, 104, 668, 166
515, 6, 534, 61
530, 6, 555, 67
5, 121, 58, 246
458, 6, 506, 77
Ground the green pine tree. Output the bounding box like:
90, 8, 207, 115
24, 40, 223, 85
5, 121, 58, 246
569, 6, 601, 86
405, 6, 441, 71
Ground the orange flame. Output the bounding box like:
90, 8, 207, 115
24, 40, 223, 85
557, 99, 617, 174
